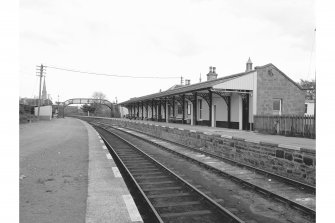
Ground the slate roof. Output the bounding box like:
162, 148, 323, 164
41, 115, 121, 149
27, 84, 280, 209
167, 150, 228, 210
120, 63, 304, 105
120, 69, 254, 105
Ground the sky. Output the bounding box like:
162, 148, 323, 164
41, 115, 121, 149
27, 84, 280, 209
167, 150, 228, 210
19, 0, 315, 104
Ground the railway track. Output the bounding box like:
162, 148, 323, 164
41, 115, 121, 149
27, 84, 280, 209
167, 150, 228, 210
95, 125, 244, 223
91, 120, 315, 220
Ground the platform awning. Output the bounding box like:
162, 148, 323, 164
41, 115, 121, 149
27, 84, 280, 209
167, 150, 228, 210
120, 70, 255, 106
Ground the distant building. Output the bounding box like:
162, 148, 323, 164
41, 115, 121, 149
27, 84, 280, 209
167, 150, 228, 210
20, 77, 53, 106
305, 100, 315, 116
120, 58, 306, 130
34, 105, 52, 120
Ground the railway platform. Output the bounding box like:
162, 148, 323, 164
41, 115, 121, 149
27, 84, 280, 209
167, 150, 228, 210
20, 117, 142, 223
121, 119, 316, 150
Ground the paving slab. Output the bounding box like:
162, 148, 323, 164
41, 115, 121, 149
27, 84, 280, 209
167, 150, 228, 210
80, 119, 143, 223
20, 117, 142, 223
20, 118, 89, 223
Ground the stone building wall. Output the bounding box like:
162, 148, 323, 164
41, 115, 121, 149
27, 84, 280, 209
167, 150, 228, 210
256, 64, 305, 115
79, 117, 315, 186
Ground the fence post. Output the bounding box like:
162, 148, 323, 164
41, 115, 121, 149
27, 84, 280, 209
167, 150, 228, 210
302, 117, 306, 137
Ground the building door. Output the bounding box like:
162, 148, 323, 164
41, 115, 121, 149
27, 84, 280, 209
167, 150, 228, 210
242, 95, 249, 130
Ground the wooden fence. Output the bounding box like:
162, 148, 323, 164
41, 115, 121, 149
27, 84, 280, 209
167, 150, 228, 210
254, 115, 315, 138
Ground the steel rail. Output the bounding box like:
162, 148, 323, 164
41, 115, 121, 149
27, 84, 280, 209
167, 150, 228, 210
97, 126, 164, 223
96, 122, 315, 218
94, 124, 244, 223
105, 122, 315, 193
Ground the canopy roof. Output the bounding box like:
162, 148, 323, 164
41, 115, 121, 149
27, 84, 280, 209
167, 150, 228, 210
120, 69, 254, 105
120, 63, 303, 105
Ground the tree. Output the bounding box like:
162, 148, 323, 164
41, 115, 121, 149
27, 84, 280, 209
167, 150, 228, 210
92, 91, 106, 100
297, 79, 315, 100
80, 104, 96, 116
91, 91, 108, 116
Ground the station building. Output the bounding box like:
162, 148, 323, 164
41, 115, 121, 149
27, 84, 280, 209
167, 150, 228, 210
120, 59, 305, 130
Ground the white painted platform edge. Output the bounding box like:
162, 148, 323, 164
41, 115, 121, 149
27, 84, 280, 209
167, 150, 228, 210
221, 135, 233, 139
190, 130, 197, 133
178, 128, 184, 130
102, 145, 107, 150
112, 167, 122, 178
122, 194, 143, 222
99, 139, 104, 143
245, 139, 260, 144
204, 132, 212, 135
278, 144, 301, 150
106, 153, 113, 160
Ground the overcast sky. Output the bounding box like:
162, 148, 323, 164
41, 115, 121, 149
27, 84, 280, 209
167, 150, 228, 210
19, 0, 315, 103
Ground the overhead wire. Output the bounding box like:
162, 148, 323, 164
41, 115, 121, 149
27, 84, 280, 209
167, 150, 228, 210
45, 65, 180, 79
18, 70, 41, 98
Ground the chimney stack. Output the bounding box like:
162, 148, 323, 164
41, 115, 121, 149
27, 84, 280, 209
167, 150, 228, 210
207, 66, 218, 81
246, 57, 253, 72
185, 79, 191, 85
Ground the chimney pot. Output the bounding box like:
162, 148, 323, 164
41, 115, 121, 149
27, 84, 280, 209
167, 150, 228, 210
185, 79, 191, 85
207, 66, 218, 81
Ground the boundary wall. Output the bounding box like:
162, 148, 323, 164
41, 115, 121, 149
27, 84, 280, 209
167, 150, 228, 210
77, 116, 315, 186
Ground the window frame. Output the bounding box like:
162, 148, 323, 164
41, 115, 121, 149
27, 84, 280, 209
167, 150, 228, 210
272, 98, 282, 115
187, 102, 191, 115
177, 104, 182, 115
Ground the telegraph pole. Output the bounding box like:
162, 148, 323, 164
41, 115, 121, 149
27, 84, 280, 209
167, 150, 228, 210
36, 64, 45, 120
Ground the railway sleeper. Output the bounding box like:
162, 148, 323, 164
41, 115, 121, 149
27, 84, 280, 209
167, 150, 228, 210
160, 210, 212, 218
140, 180, 175, 185
132, 172, 164, 176
147, 192, 191, 198
135, 175, 170, 180
142, 186, 182, 192
155, 201, 201, 208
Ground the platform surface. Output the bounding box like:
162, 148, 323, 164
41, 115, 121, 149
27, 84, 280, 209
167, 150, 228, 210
20, 117, 142, 223
120, 119, 316, 150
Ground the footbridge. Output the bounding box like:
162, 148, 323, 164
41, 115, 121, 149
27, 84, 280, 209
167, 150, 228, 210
58, 98, 120, 117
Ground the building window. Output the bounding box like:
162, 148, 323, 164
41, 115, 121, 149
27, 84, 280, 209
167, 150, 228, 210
305, 104, 308, 113
177, 105, 182, 114
187, 102, 191, 115
198, 99, 202, 119
273, 99, 282, 115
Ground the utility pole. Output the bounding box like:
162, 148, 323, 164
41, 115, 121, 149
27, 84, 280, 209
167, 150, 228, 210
36, 64, 45, 120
